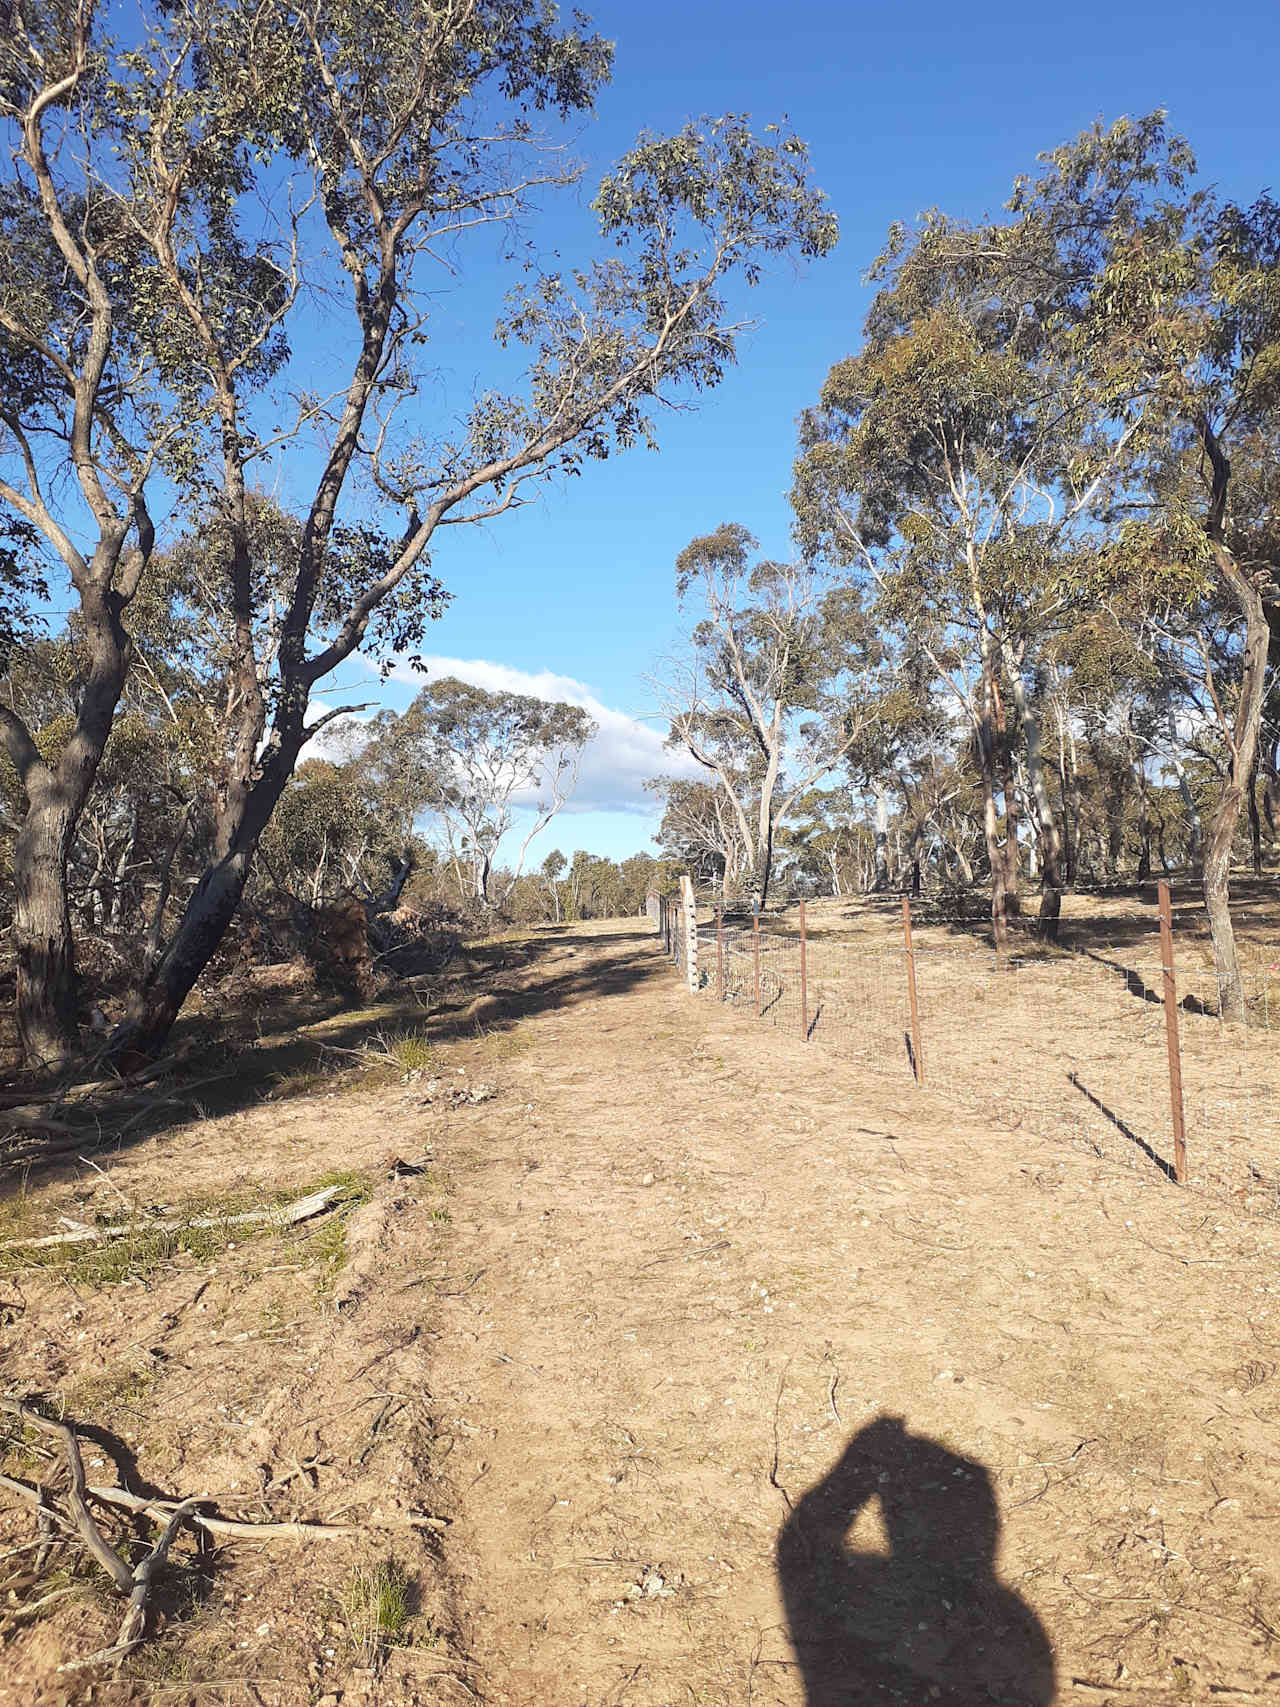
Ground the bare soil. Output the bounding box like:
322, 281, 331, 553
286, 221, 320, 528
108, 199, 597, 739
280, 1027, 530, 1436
4, 913, 1280, 1706
725, 883, 1280, 1212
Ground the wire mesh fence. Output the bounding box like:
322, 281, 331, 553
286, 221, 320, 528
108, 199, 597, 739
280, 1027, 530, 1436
654, 887, 1280, 1216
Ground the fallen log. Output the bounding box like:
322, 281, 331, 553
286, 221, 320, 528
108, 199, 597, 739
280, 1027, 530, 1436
0, 1183, 345, 1252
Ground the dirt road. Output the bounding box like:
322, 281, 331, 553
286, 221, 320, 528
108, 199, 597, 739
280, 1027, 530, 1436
4, 918, 1280, 1705
420, 921, 1280, 1705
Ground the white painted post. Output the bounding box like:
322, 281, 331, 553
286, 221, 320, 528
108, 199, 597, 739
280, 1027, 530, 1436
680, 873, 698, 993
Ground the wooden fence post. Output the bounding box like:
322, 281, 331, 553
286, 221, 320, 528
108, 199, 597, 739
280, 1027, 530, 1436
799, 899, 809, 1042
716, 904, 725, 1001
902, 896, 924, 1085
1157, 880, 1188, 1184
680, 873, 698, 994
753, 910, 761, 1018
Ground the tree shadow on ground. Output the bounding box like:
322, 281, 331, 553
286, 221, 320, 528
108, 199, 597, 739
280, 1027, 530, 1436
909, 874, 1278, 964
777, 1415, 1055, 1707
1075, 949, 1213, 1015
1, 925, 665, 1188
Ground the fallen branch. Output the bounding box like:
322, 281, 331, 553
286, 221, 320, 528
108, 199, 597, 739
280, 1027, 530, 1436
1, 1583, 79, 1628
0, 1399, 401, 1671
0, 1068, 240, 1154
87, 1483, 450, 1537
84, 1484, 363, 1540
0, 1184, 346, 1252
0, 1400, 132, 1592
0, 1053, 190, 1115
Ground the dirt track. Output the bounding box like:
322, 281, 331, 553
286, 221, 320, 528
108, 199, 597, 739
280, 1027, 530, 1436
424, 921, 1280, 1705
4, 917, 1280, 1704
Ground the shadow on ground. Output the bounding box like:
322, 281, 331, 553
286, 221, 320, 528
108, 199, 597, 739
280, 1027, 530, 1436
911, 874, 1278, 965
1, 924, 663, 1189
777, 1415, 1055, 1707
1066, 1072, 1178, 1182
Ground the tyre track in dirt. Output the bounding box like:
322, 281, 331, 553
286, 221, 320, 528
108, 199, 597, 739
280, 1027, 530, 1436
421, 921, 1280, 1706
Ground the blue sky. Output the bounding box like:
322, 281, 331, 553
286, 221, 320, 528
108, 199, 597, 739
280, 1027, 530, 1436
314, 0, 1279, 866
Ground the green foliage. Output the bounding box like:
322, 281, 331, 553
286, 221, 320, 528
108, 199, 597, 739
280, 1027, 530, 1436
661, 520, 888, 900
368, 678, 596, 908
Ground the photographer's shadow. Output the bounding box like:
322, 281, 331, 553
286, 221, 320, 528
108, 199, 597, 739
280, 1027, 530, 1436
777, 1415, 1055, 1705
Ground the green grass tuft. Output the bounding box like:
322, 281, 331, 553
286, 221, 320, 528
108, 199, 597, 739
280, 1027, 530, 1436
340, 1558, 413, 1663
378, 1027, 439, 1074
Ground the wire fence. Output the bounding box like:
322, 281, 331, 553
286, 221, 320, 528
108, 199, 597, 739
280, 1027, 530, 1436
653, 886, 1280, 1216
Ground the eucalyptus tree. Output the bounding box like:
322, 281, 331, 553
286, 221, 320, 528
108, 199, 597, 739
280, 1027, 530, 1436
536, 849, 567, 923
257, 758, 398, 909
0, 0, 836, 1065
994, 118, 1280, 1015
775, 785, 870, 896
658, 523, 881, 906
646, 775, 749, 898
378, 678, 596, 909
792, 211, 1152, 947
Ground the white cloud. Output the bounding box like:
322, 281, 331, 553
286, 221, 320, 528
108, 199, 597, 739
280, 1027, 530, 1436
383, 653, 702, 814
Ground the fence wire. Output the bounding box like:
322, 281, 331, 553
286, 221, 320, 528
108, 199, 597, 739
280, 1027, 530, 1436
657, 894, 1280, 1217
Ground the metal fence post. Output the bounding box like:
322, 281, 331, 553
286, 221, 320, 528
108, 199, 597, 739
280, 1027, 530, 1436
799, 899, 809, 1042
902, 896, 924, 1085
753, 910, 761, 1018
1157, 880, 1188, 1184
716, 904, 725, 1001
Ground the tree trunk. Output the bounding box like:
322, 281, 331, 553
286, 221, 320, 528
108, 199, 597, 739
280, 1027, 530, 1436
1247, 751, 1263, 876
1137, 818, 1152, 884
111, 849, 256, 1056
1196, 419, 1271, 1023
1156, 813, 1170, 877
1065, 749, 1083, 885
975, 736, 1009, 955
11, 793, 81, 1067
106, 809, 137, 930
6, 585, 133, 1068
993, 689, 1020, 922
367, 851, 415, 914
872, 788, 890, 891
1053, 693, 1078, 887
1002, 643, 1066, 941
1135, 755, 1153, 884
751, 821, 774, 908
1202, 575, 1270, 1022
108, 730, 302, 1058
1169, 731, 1203, 870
